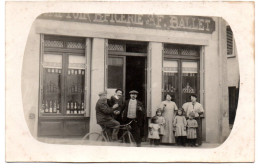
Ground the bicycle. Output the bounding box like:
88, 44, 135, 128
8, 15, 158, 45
82, 120, 135, 145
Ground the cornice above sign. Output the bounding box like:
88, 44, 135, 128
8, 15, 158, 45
38, 13, 215, 34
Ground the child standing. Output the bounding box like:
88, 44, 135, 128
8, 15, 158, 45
173, 108, 187, 146
186, 112, 198, 147
155, 108, 166, 142
148, 116, 161, 146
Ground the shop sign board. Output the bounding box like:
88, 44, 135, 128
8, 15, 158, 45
38, 13, 215, 34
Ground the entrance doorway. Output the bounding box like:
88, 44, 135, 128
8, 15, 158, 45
106, 40, 147, 107
125, 56, 146, 103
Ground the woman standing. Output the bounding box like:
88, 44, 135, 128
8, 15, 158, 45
159, 94, 178, 144
182, 94, 204, 146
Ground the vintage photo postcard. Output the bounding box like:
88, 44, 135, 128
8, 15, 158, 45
5, 1, 254, 162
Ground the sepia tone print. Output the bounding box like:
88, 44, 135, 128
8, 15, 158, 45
21, 13, 239, 148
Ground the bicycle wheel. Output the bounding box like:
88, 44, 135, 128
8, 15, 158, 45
82, 132, 107, 144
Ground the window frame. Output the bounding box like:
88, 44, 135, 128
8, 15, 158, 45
226, 26, 236, 58
162, 44, 200, 107
39, 35, 91, 118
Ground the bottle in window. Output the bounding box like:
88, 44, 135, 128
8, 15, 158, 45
74, 102, 77, 114
53, 100, 57, 113
49, 100, 53, 113
75, 70, 78, 75
45, 100, 49, 113
68, 69, 71, 75
78, 70, 81, 75
81, 102, 84, 114
51, 68, 55, 73
70, 102, 74, 114
57, 102, 60, 114
71, 69, 74, 75
66, 102, 70, 114
41, 102, 45, 113
77, 104, 81, 114
82, 70, 85, 75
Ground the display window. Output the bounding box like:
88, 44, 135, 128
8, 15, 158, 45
162, 44, 200, 107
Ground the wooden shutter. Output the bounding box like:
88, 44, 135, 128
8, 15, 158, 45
226, 26, 234, 56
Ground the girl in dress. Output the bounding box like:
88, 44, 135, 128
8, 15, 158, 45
148, 116, 160, 146
173, 108, 187, 146
155, 108, 166, 142
186, 112, 198, 147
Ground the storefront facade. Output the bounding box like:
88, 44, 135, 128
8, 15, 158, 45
22, 13, 233, 143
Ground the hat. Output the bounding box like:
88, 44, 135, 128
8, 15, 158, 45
98, 91, 107, 96
129, 90, 139, 94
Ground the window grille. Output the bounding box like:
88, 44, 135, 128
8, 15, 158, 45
44, 40, 64, 48
108, 43, 126, 51
164, 44, 199, 57
226, 26, 234, 56
67, 41, 85, 49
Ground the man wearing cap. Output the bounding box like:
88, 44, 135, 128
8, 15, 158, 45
96, 91, 120, 141
182, 94, 204, 146
121, 90, 146, 147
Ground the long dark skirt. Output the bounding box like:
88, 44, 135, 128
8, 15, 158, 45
195, 117, 202, 146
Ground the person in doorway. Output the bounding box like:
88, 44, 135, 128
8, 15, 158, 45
96, 91, 120, 141
182, 94, 204, 146
159, 93, 178, 144
122, 90, 146, 147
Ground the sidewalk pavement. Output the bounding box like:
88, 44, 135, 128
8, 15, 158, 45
37, 137, 220, 148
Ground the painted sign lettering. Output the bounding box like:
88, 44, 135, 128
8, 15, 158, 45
38, 13, 215, 33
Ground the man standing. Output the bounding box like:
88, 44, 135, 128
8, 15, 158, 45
109, 88, 124, 122
122, 90, 146, 147
182, 94, 204, 146
96, 91, 120, 141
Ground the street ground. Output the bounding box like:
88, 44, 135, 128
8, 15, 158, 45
37, 137, 220, 148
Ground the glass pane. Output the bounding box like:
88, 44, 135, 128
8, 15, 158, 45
41, 54, 62, 114
107, 57, 124, 89
162, 60, 179, 106
66, 55, 85, 115
181, 61, 198, 103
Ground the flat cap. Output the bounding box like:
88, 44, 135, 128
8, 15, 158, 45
98, 91, 107, 96
129, 90, 139, 94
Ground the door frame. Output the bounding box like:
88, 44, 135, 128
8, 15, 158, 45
163, 55, 200, 107
106, 55, 126, 93
105, 51, 147, 102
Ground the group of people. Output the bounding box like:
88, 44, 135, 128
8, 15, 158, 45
95, 89, 145, 147
95, 88, 204, 147
148, 93, 204, 147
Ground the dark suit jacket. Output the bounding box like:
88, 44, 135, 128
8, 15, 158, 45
108, 95, 124, 122
95, 98, 114, 124
121, 99, 146, 127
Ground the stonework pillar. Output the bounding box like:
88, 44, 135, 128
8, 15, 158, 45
148, 42, 163, 117
89, 38, 105, 133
